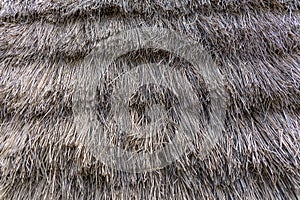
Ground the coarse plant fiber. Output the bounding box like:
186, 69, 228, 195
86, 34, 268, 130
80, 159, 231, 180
0, 0, 300, 199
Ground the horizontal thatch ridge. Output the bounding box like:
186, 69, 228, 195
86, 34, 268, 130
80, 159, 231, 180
1, 0, 299, 23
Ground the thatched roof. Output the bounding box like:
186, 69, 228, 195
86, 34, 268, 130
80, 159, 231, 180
0, 0, 300, 199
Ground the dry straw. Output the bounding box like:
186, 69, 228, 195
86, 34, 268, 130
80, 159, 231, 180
0, 0, 300, 199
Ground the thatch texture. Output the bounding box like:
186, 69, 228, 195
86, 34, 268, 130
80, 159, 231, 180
1, 0, 300, 199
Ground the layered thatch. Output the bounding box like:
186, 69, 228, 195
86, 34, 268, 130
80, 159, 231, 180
1, 0, 300, 199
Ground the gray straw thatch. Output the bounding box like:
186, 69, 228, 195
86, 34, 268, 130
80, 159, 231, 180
0, 0, 300, 199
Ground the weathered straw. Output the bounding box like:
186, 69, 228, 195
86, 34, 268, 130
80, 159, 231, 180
1, 0, 299, 199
